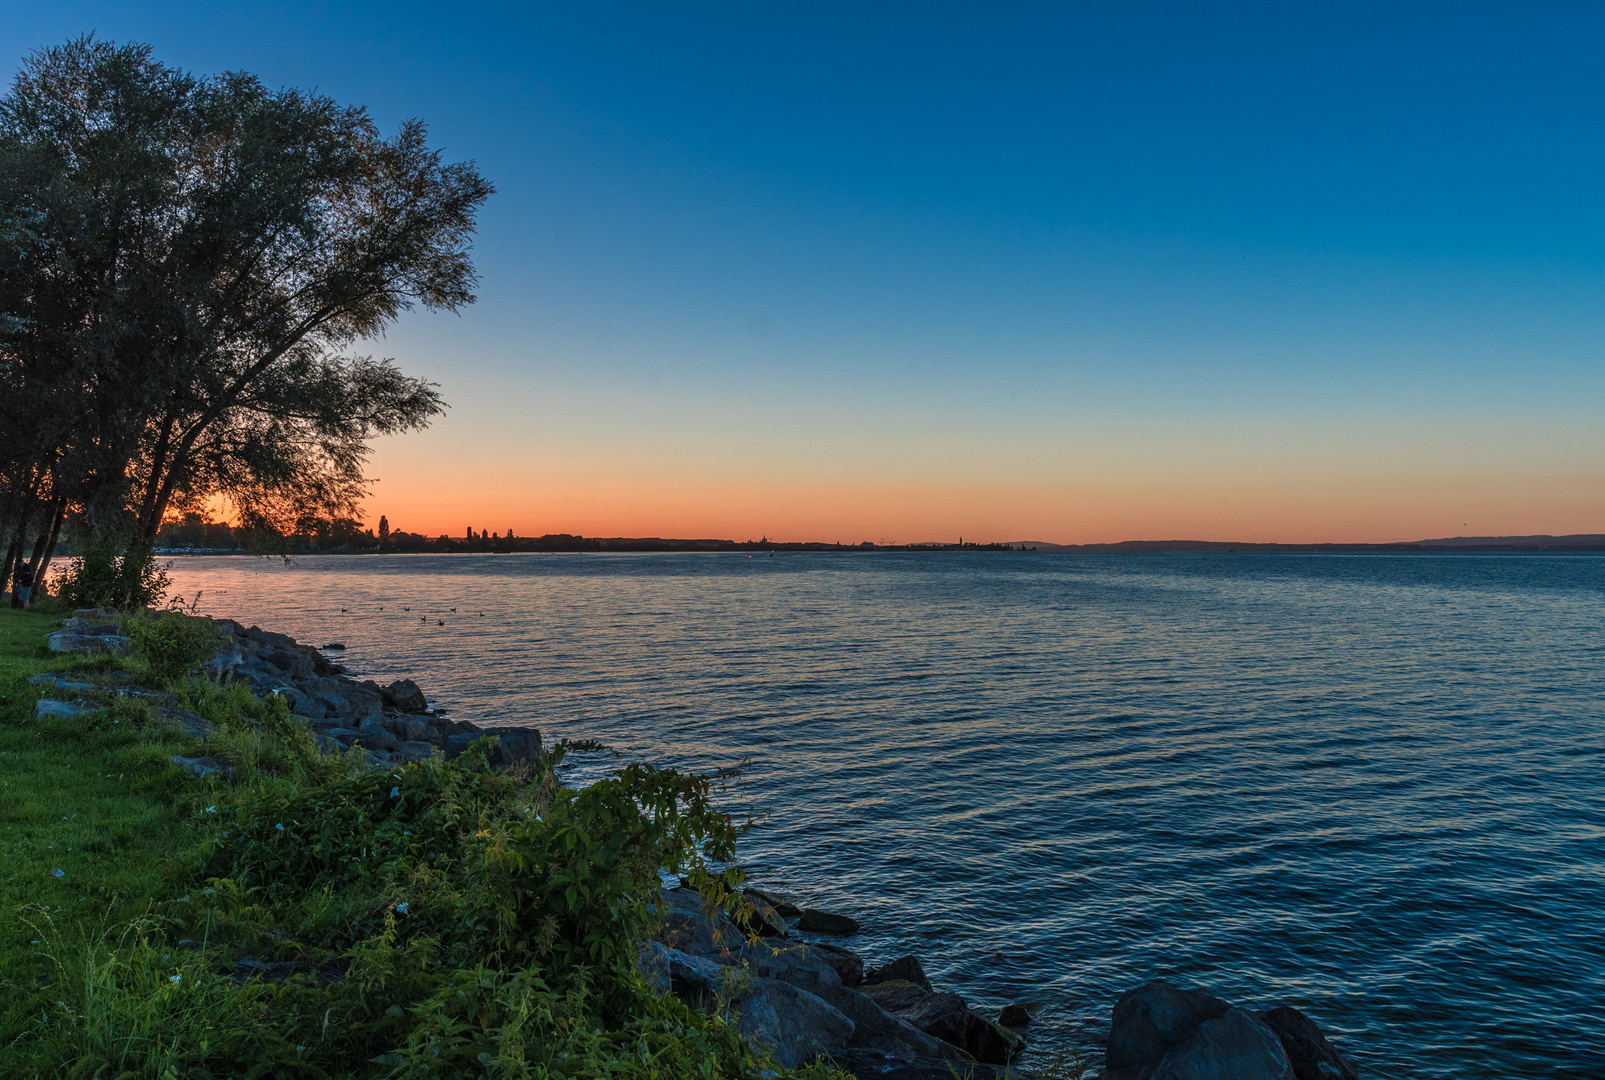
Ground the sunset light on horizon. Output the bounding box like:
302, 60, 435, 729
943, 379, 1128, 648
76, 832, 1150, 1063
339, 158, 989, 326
11, 2, 1605, 544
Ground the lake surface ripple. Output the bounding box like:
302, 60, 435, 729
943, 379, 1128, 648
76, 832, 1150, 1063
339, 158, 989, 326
169, 551, 1605, 1077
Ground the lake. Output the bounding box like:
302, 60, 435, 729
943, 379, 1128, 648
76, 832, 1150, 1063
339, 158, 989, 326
166, 550, 1605, 1077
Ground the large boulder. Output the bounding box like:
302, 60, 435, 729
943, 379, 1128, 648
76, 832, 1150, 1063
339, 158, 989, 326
1106, 980, 1231, 1077
490, 726, 542, 768
831, 1049, 1009, 1080
745, 885, 802, 919
354, 714, 398, 752
1257, 1007, 1360, 1080
868, 954, 933, 991
797, 907, 860, 935
35, 698, 98, 719
728, 978, 855, 1069
811, 941, 865, 986
814, 983, 971, 1062
153, 706, 217, 739
1150, 1008, 1293, 1080
656, 888, 746, 958
47, 631, 130, 655
382, 678, 429, 713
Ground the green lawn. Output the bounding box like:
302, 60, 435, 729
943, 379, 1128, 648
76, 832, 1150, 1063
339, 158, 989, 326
0, 608, 220, 1061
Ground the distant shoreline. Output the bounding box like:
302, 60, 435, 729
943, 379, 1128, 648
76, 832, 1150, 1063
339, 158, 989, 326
150, 532, 1605, 556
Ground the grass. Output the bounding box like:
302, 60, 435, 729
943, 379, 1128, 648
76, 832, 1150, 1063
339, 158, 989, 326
0, 605, 847, 1080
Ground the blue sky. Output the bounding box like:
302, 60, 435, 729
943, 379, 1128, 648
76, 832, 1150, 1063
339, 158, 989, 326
6, 2, 1604, 541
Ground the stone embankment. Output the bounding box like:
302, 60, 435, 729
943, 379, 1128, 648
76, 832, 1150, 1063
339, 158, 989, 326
44, 609, 540, 768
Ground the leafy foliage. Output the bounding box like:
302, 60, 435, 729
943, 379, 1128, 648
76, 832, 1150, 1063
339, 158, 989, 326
49, 545, 171, 610
129, 609, 226, 683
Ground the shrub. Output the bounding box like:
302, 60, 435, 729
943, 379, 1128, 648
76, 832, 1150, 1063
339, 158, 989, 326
51, 546, 171, 610
130, 610, 225, 683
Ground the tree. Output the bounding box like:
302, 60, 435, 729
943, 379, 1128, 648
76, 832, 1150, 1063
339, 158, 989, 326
0, 36, 491, 582
378, 514, 390, 547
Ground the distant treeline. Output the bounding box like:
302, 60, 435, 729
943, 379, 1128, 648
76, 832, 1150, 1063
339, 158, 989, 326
153, 515, 1029, 554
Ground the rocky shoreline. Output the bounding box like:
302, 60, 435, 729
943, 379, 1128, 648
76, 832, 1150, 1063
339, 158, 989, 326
43, 609, 1366, 1079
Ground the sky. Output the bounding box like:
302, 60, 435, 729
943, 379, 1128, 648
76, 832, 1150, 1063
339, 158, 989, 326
6, 2, 1605, 543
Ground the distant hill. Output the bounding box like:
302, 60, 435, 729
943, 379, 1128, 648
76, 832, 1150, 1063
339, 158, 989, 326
1005, 535, 1605, 553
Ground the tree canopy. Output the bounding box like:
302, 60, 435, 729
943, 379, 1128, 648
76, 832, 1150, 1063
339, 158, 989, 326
0, 35, 491, 600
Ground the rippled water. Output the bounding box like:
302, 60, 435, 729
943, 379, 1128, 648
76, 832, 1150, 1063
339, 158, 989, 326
167, 551, 1605, 1077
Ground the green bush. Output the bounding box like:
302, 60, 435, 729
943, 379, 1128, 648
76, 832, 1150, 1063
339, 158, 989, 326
129, 610, 225, 683
50, 546, 172, 610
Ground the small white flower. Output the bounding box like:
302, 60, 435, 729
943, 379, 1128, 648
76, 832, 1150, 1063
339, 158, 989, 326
205, 806, 216, 813
51, 868, 63, 878
390, 786, 400, 798
170, 975, 181, 984
275, 823, 284, 831
396, 902, 409, 914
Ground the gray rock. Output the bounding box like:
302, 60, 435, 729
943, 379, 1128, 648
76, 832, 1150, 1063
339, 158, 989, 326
860, 979, 931, 1014
729, 977, 855, 1069
813, 983, 971, 1063
739, 896, 788, 937
1106, 979, 1231, 1077
637, 940, 671, 994
62, 617, 120, 635
171, 755, 230, 779
1256, 1007, 1360, 1080
657, 888, 746, 958
490, 726, 542, 768
47, 631, 131, 655
386, 714, 429, 742
153, 707, 217, 739
1151, 1008, 1293, 1080
810, 941, 865, 987
382, 678, 429, 713
868, 954, 932, 991
442, 731, 480, 759
355, 715, 398, 752
964, 1012, 1026, 1065
745, 885, 803, 919
35, 698, 98, 719
895, 991, 972, 1048
665, 946, 736, 1005
29, 674, 100, 692
742, 940, 844, 994
797, 907, 860, 935
998, 1002, 1032, 1026
392, 740, 437, 762
830, 1049, 1008, 1080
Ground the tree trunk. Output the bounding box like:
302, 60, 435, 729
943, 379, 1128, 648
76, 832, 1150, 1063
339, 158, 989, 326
25, 497, 65, 607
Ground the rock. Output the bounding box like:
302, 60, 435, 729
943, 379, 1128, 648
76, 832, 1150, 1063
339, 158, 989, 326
47, 631, 131, 655
897, 991, 971, 1047
860, 979, 931, 1014
810, 941, 865, 986
392, 740, 436, 762
868, 954, 932, 991
657, 888, 746, 958
171, 755, 231, 779
451, 718, 481, 734
745, 885, 803, 919
490, 726, 542, 768
1151, 1008, 1293, 1080
797, 907, 860, 935
443, 731, 485, 760
830, 1050, 1009, 1080
153, 707, 217, 739
637, 940, 671, 994
30, 675, 100, 691
729, 977, 855, 1069
35, 698, 98, 719
62, 618, 120, 635
263, 645, 315, 680
382, 678, 428, 713
71, 608, 120, 619
998, 1002, 1032, 1026
1257, 1007, 1360, 1080
742, 940, 844, 994
354, 715, 398, 752
1106, 979, 1231, 1077
813, 983, 971, 1062
665, 947, 738, 1005
738, 897, 788, 937
385, 714, 429, 742
322, 642, 346, 650
964, 1013, 1026, 1065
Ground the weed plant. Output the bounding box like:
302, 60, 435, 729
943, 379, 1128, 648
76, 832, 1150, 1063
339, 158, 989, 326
0, 609, 849, 1079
